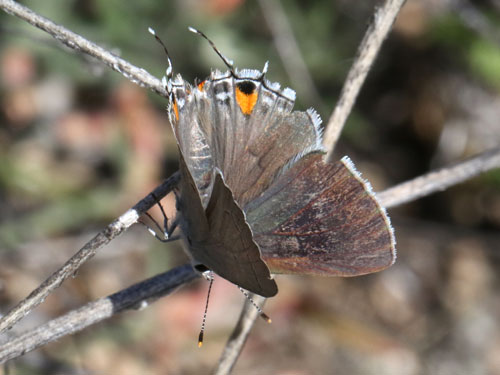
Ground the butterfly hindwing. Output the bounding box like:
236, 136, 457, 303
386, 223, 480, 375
171, 77, 214, 208
245, 152, 396, 276
193, 72, 322, 207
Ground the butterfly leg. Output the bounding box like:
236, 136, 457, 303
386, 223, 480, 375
139, 193, 180, 243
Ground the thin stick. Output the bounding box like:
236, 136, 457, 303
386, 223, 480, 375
452, 0, 500, 47
0, 0, 167, 98
257, 0, 322, 107
0, 172, 180, 334
0, 264, 199, 364
323, 0, 407, 161
377, 146, 500, 208
212, 295, 266, 375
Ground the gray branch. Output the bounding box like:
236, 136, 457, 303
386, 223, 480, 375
0, 0, 167, 98
0, 264, 199, 364
377, 146, 500, 208
257, 0, 322, 107
213, 295, 267, 375
452, 0, 500, 47
323, 0, 407, 161
0, 172, 180, 334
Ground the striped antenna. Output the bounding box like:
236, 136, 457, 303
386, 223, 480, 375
198, 271, 214, 348
148, 27, 174, 80
238, 287, 272, 323
188, 27, 234, 72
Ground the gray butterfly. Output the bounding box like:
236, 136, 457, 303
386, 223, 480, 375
166, 30, 396, 298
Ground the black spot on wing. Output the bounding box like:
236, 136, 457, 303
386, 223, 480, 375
237, 81, 256, 95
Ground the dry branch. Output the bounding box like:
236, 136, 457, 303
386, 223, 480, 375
213, 295, 267, 375
0, 265, 198, 364
257, 0, 321, 107
0, 172, 180, 334
323, 0, 407, 161
378, 147, 500, 208
0, 0, 167, 97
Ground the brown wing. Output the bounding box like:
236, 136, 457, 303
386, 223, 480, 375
178, 155, 277, 297
245, 153, 396, 276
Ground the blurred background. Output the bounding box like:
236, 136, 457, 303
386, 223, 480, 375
1, 0, 500, 374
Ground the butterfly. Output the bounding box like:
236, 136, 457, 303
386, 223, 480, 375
164, 28, 396, 298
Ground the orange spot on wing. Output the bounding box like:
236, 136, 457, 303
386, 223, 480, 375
235, 87, 258, 115
198, 80, 205, 91
172, 99, 179, 121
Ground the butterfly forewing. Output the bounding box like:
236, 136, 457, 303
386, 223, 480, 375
178, 155, 277, 297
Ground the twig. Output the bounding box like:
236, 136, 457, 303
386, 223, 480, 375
0, 0, 167, 98
0, 172, 180, 334
0, 264, 199, 364
323, 0, 407, 161
452, 0, 500, 47
377, 146, 500, 208
257, 0, 322, 108
212, 295, 266, 375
